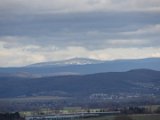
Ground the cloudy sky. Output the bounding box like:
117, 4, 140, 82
0, 0, 160, 67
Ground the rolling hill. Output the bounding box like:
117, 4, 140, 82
0, 69, 159, 98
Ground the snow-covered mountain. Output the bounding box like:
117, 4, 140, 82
0, 57, 160, 77
28, 58, 104, 67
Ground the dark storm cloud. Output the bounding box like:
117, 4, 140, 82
0, 12, 160, 49
0, 12, 160, 36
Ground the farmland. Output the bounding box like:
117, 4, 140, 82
80, 114, 160, 120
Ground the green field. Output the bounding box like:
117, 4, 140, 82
80, 114, 160, 120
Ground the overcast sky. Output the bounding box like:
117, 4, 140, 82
0, 0, 160, 67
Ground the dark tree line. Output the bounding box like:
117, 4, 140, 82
0, 112, 24, 120
121, 107, 146, 114
120, 106, 160, 114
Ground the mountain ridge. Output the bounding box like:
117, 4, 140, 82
0, 69, 159, 98
27, 57, 103, 67
0, 57, 160, 77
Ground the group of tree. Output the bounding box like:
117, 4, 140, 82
120, 106, 160, 114
121, 107, 147, 114
0, 112, 24, 120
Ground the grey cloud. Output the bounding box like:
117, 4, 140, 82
1, 12, 160, 36
0, 0, 160, 66
0, 0, 160, 15
1, 2, 160, 40
1, 12, 160, 34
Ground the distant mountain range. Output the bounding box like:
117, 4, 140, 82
28, 58, 103, 67
0, 69, 160, 98
0, 57, 160, 77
